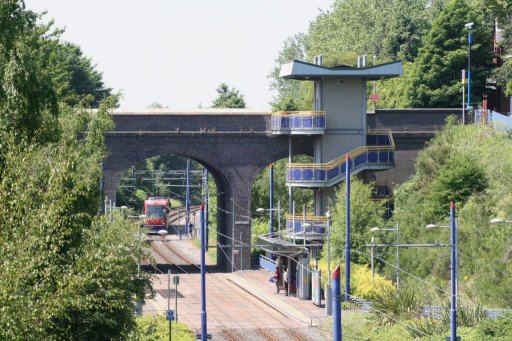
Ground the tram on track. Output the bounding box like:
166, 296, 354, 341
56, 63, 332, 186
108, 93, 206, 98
144, 197, 170, 233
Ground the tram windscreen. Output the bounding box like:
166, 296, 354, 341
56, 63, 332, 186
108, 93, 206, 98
147, 205, 166, 218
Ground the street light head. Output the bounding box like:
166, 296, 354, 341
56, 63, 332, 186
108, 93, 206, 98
301, 222, 312, 229
325, 211, 331, 218
138, 214, 147, 219
369, 227, 381, 232
120, 205, 128, 209
465, 22, 474, 29
425, 224, 438, 229
490, 218, 505, 224
255, 208, 265, 213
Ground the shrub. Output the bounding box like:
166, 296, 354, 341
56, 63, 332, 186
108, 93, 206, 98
316, 259, 395, 301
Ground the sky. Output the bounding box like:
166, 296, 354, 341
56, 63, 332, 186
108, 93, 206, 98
25, 1, 334, 110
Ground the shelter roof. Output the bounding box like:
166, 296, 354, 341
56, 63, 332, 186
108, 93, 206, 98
279, 59, 403, 80
257, 235, 309, 256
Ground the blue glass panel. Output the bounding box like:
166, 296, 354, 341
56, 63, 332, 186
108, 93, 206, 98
314, 226, 326, 234
379, 151, 389, 162
315, 116, 326, 128
327, 167, 339, 180
368, 151, 378, 162
302, 169, 314, 180
293, 169, 301, 180
367, 135, 377, 145
292, 117, 301, 127
302, 117, 312, 128
282, 117, 289, 128
390, 152, 394, 162
314, 169, 326, 180
355, 154, 366, 167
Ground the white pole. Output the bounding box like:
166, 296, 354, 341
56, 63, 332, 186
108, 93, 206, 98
396, 222, 400, 291
292, 201, 296, 244
370, 237, 375, 281
278, 201, 281, 232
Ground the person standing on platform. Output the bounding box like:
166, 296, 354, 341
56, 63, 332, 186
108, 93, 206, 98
272, 266, 280, 294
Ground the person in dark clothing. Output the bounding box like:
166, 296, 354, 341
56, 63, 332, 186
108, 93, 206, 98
273, 266, 280, 293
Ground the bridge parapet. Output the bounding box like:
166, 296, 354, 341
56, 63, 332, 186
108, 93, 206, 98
110, 109, 272, 134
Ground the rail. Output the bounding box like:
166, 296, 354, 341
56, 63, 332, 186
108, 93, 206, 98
270, 111, 326, 134
286, 130, 394, 185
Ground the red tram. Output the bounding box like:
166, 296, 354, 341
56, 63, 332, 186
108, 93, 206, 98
144, 197, 170, 233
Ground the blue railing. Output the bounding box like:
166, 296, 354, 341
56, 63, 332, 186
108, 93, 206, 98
475, 109, 512, 130
286, 130, 394, 186
259, 254, 276, 272
271, 111, 326, 134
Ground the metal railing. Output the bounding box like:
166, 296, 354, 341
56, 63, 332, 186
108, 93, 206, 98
285, 214, 327, 234
286, 130, 395, 183
270, 111, 326, 134
259, 254, 276, 272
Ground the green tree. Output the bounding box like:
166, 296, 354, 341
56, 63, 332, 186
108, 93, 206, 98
211, 83, 246, 108
42, 41, 114, 108
323, 178, 386, 265
393, 121, 512, 307
269, 0, 437, 110
268, 33, 312, 110
407, 0, 493, 107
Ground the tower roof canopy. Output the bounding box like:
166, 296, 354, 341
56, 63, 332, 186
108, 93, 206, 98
279, 59, 403, 80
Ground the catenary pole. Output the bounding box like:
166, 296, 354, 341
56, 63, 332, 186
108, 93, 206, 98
269, 163, 274, 237
200, 203, 207, 341
332, 265, 342, 341
345, 154, 351, 301
450, 201, 458, 341
186, 159, 191, 236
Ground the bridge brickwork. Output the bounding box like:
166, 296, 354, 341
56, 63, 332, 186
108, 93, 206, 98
105, 110, 312, 271
105, 108, 459, 271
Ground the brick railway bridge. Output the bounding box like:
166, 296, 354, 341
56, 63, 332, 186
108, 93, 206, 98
104, 108, 458, 271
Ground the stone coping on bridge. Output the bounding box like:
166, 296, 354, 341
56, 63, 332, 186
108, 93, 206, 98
110, 108, 272, 115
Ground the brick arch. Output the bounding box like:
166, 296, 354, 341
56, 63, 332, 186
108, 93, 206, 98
104, 112, 313, 271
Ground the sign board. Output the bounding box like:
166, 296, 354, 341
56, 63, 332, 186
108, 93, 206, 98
311, 269, 322, 306
370, 94, 380, 103
173, 275, 180, 285
166, 310, 175, 321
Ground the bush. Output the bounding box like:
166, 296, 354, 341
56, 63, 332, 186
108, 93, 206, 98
129, 315, 195, 341
316, 259, 395, 301
474, 313, 512, 340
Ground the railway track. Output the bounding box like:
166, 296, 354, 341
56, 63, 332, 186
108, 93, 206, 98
285, 328, 310, 341
257, 328, 281, 341
148, 236, 191, 274
220, 329, 240, 341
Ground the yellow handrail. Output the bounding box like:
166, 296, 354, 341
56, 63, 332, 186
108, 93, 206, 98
287, 130, 394, 170
271, 111, 326, 117
285, 213, 328, 223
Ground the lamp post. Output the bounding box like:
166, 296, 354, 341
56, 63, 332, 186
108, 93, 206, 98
345, 154, 351, 302
426, 201, 458, 341
256, 201, 282, 233
465, 22, 474, 111
301, 222, 311, 247
370, 222, 400, 291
